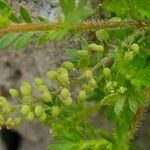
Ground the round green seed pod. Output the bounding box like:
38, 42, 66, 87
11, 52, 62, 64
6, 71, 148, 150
9, 89, 19, 98
42, 92, 52, 102
85, 85, 94, 95
21, 105, 30, 116
89, 43, 104, 52
25, 112, 34, 122
57, 74, 69, 85
35, 78, 44, 86
124, 51, 134, 61
35, 105, 43, 117
131, 43, 139, 54
63, 97, 72, 106
62, 61, 74, 71
103, 68, 111, 79
96, 30, 109, 41
47, 70, 58, 81
51, 106, 60, 117
6, 117, 14, 129
78, 90, 86, 101
84, 70, 93, 79
20, 82, 31, 96
39, 112, 47, 122
61, 88, 70, 100
77, 50, 89, 58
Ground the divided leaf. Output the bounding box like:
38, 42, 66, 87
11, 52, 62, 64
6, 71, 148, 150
0, 33, 18, 49
15, 32, 34, 51
128, 97, 138, 113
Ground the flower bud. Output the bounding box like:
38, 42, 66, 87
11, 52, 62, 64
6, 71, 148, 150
77, 50, 89, 58
20, 82, 31, 96
42, 92, 52, 102
118, 87, 127, 94
57, 67, 68, 75
77, 90, 86, 101
47, 70, 58, 80
35, 78, 44, 86
21, 105, 30, 116
103, 68, 111, 80
38, 85, 48, 93
63, 97, 72, 106
14, 117, 22, 126
84, 70, 93, 79
9, 89, 19, 98
57, 74, 69, 85
124, 51, 134, 61
25, 112, 34, 122
51, 106, 60, 117
96, 30, 109, 41
89, 43, 104, 52
89, 78, 97, 88
39, 112, 46, 122
6, 117, 14, 129
61, 88, 70, 100
62, 61, 74, 71
131, 43, 139, 54
35, 105, 43, 117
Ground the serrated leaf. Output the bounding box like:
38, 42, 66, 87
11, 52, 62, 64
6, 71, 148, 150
20, 5, 32, 23
0, 0, 19, 22
128, 97, 138, 113
0, 33, 18, 49
114, 95, 126, 115
15, 32, 34, 51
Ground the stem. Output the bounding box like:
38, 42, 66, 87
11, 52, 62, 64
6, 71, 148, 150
0, 20, 149, 35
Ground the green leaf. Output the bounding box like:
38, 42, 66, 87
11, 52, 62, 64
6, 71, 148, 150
0, 33, 18, 49
114, 95, 126, 115
0, 0, 19, 22
128, 97, 138, 113
15, 32, 34, 51
20, 5, 32, 23
65, 49, 78, 58
37, 32, 52, 45
37, 16, 47, 23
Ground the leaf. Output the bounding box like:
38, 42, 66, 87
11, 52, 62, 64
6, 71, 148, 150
0, 33, 18, 49
20, 5, 32, 23
37, 16, 47, 23
65, 48, 78, 58
81, 38, 89, 50
0, 0, 19, 22
15, 32, 34, 51
114, 95, 126, 115
128, 97, 138, 113
37, 32, 52, 45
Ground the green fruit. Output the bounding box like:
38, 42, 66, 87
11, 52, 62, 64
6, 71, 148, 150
85, 85, 94, 94
39, 112, 46, 122
124, 51, 134, 61
77, 50, 89, 57
35, 105, 43, 117
51, 106, 60, 117
0, 96, 7, 106
96, 29, 109, 41
21, 105, 30, 116
42, 92, 52, 102
78, 90, 86, 101
20, 82, 31, 96
103, 68, 111, 79
35, 78, 44, 86
131, 43, 139, 54
89, 43, 104, 52
61, 88, 70, 99
84, 70, 93, 79
25, 112, 34, 122
3, 106, 11, 114
63, 97, 72, 106
9, 89, 19, 98
47, 70, 58, 80
6, 117, 14, 129
62, 61, 74, 71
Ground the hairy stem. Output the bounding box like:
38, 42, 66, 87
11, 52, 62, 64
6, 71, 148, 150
0, 20, 149, 35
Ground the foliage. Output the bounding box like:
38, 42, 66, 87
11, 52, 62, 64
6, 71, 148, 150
0, 0, 150, 150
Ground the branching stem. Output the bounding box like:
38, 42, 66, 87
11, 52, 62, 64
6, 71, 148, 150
0, 20, 149, 35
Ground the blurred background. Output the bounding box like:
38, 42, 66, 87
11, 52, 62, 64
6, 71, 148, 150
0, 0, 149, 150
